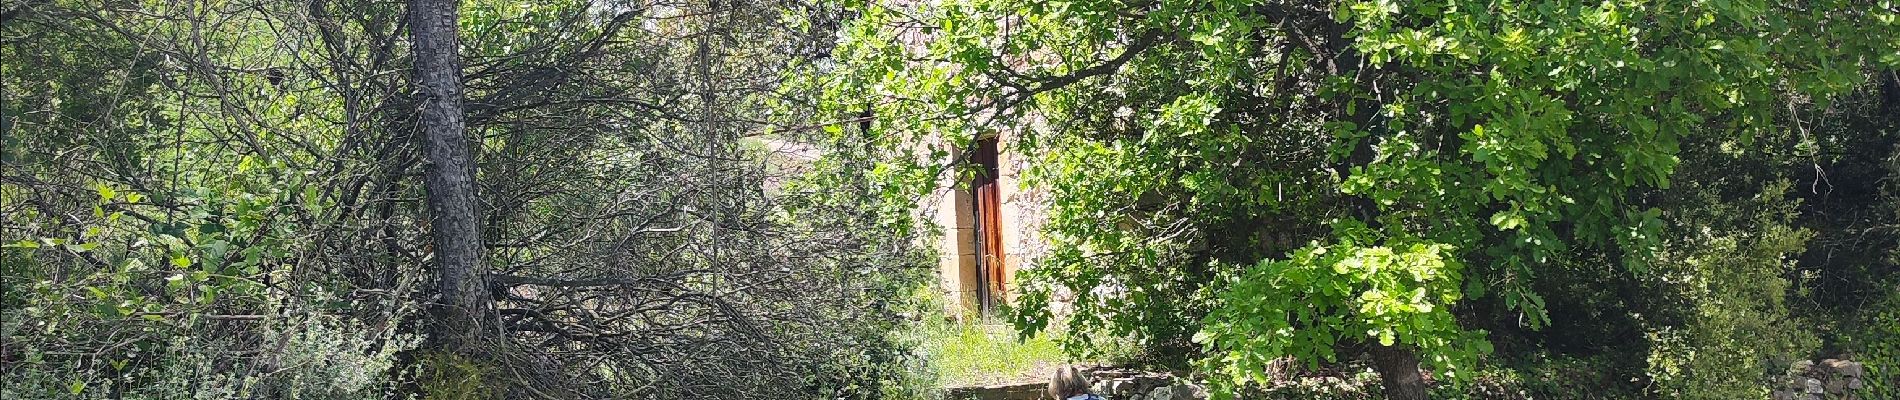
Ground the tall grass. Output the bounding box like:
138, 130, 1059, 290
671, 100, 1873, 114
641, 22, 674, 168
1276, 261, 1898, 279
906, 316, 1069, 387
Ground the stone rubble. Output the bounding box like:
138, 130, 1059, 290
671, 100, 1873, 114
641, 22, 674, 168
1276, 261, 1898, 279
1082, 368, 1208, 400
1771, 358, 1869, 400
943, 368, 1211, 400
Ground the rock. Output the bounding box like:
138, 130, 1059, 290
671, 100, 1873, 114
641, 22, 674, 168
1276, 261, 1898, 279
1091, 381, 1108, 395
1170, 383, 1204, 400
1145, 385, 1174, 400
1772, 390, 1795, 400
1784, 375, 1809, 390
1848, 377, 1864, 390
1108, 378, 1133, 395
1821, 359, 1866, 377
1805, 378, 1824, 394
1827, 378, 1847, 394
1792, 360, 1816, 375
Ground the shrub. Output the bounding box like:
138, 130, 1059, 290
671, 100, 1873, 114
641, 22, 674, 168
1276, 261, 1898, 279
1642, 181, 1820, 399
1431, 353, 1641, 400
0, 311, 415, 400
415, 352, 498, 400
1843, 289, 1900, 398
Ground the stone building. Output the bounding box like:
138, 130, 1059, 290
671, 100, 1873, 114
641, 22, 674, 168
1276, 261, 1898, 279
753, 132, 1049, 318
923, 130, 1047, 317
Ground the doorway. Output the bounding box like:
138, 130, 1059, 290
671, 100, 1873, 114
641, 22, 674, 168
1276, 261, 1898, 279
971, 137, 1005, 315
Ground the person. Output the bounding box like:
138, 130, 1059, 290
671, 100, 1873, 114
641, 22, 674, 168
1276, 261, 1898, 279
1046, 366, 1106, 400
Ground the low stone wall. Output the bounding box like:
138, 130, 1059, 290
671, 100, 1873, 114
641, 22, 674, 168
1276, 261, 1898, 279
1085, 368, 1208, 400
1773, 358, 1869, 400
950, 358, 1874, 400
942, 368, 1210, 400
944, 382, 1046, 400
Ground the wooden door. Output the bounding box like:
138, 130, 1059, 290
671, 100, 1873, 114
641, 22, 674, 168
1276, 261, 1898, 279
972, 138, 1005, 314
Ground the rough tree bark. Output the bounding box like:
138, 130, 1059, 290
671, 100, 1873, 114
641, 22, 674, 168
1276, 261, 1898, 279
409, 0, 494, 348
1370, 343, 1429, 400
1325, 21, 1431, 397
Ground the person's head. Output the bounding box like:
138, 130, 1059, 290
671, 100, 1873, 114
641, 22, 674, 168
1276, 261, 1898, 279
1046, 366, 1090, 399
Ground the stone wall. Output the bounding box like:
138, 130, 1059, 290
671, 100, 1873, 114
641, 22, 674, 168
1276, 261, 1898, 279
1085, 369, 1208, 400
927, 129, 1049, 317
947, 359, 1876, 400
1773, 358, 1870, 400
944, 382, 1046, 400
942, 368, 1209, 400
942, 369, 1208, 400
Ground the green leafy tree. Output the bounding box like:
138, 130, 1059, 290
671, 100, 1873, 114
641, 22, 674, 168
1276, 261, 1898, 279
820, 0, 1896, 398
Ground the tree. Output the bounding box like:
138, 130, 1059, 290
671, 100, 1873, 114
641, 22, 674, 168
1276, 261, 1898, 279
1, 0, 931, 397
819, 0, 1898, 398
409, 0, 495, 352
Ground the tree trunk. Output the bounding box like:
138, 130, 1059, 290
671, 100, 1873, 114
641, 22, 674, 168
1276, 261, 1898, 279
1370, 343, 1429, 400
410, 0, 493, 348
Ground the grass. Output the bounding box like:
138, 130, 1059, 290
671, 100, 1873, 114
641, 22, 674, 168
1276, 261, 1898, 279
907, 317, 1071, 388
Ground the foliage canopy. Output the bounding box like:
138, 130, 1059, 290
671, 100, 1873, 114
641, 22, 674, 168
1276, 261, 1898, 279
818, 0, 1897, 396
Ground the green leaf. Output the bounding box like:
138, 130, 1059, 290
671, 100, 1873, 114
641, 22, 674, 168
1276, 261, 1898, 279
95, 183, 116, 201
64, 242, 94, 253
